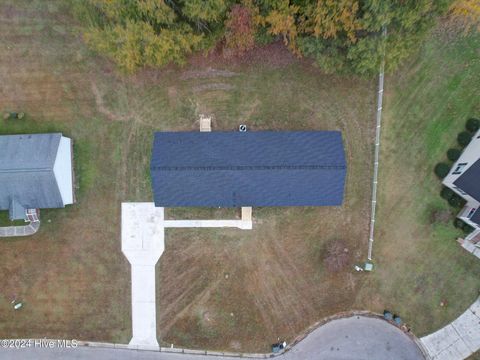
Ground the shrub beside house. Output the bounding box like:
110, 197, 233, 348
436, 118, 480, 238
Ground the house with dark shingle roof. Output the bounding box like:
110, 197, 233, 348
150, 131, 346, 207
0, 133, 75, 220
443, 129, 480, 232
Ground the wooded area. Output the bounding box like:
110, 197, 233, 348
71, 0, 476, 75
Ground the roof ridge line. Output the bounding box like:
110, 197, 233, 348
0, 168, 53, 173
152, 165, 346, 171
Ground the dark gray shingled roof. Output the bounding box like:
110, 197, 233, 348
0, 133, 64, 213
454, 159, 480, 202
471, 208, 480, 226
151, 131, 347, 207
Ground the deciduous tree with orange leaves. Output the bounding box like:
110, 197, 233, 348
224, 3, 258, 55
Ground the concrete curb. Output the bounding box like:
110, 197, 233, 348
77, 341, 277, 358
414, 337, 433, 360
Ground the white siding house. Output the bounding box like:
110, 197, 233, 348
53, 136, 74, 206
443, 129, 480, 233
0, 133, 75, 221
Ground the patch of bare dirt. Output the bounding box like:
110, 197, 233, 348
160, 276, 223, 336
189, 41, 297, 69
430, 209, 452, 224
433, 17, 473, 43
230, 340, 242, 350
180, 68, 238, 80
193, 83, 234, 92
132, 40, 298, 85
324, 240, 351, 273
90, 81, 128, 122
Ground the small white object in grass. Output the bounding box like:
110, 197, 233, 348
48, 219, 51, 223
14, 303, 22, 310
354, 265, 363, 272
364, 262, 374, 271
239, 124, 247, 132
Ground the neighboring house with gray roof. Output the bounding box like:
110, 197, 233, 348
0, 133, 74, 220
443, 129, 480, 234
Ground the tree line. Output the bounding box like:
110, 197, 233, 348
71, 0, 466, 75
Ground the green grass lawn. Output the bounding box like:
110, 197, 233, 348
355, 26, 480, 336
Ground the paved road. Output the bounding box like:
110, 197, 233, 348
0, 316, 425, 360
286, 316, 425, 360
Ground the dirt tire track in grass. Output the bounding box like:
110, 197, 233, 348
91, 81, 128, 122
180, 68, 238, 81
90, 78, 156, 198
160, 278, 223, 336
242, 236, 317, 334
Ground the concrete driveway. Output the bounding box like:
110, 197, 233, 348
0, 316, 425, 360
121, 202, 252, 348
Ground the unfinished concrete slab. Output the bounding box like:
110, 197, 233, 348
121, 203, 165, 349
421, 297, 480, 359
